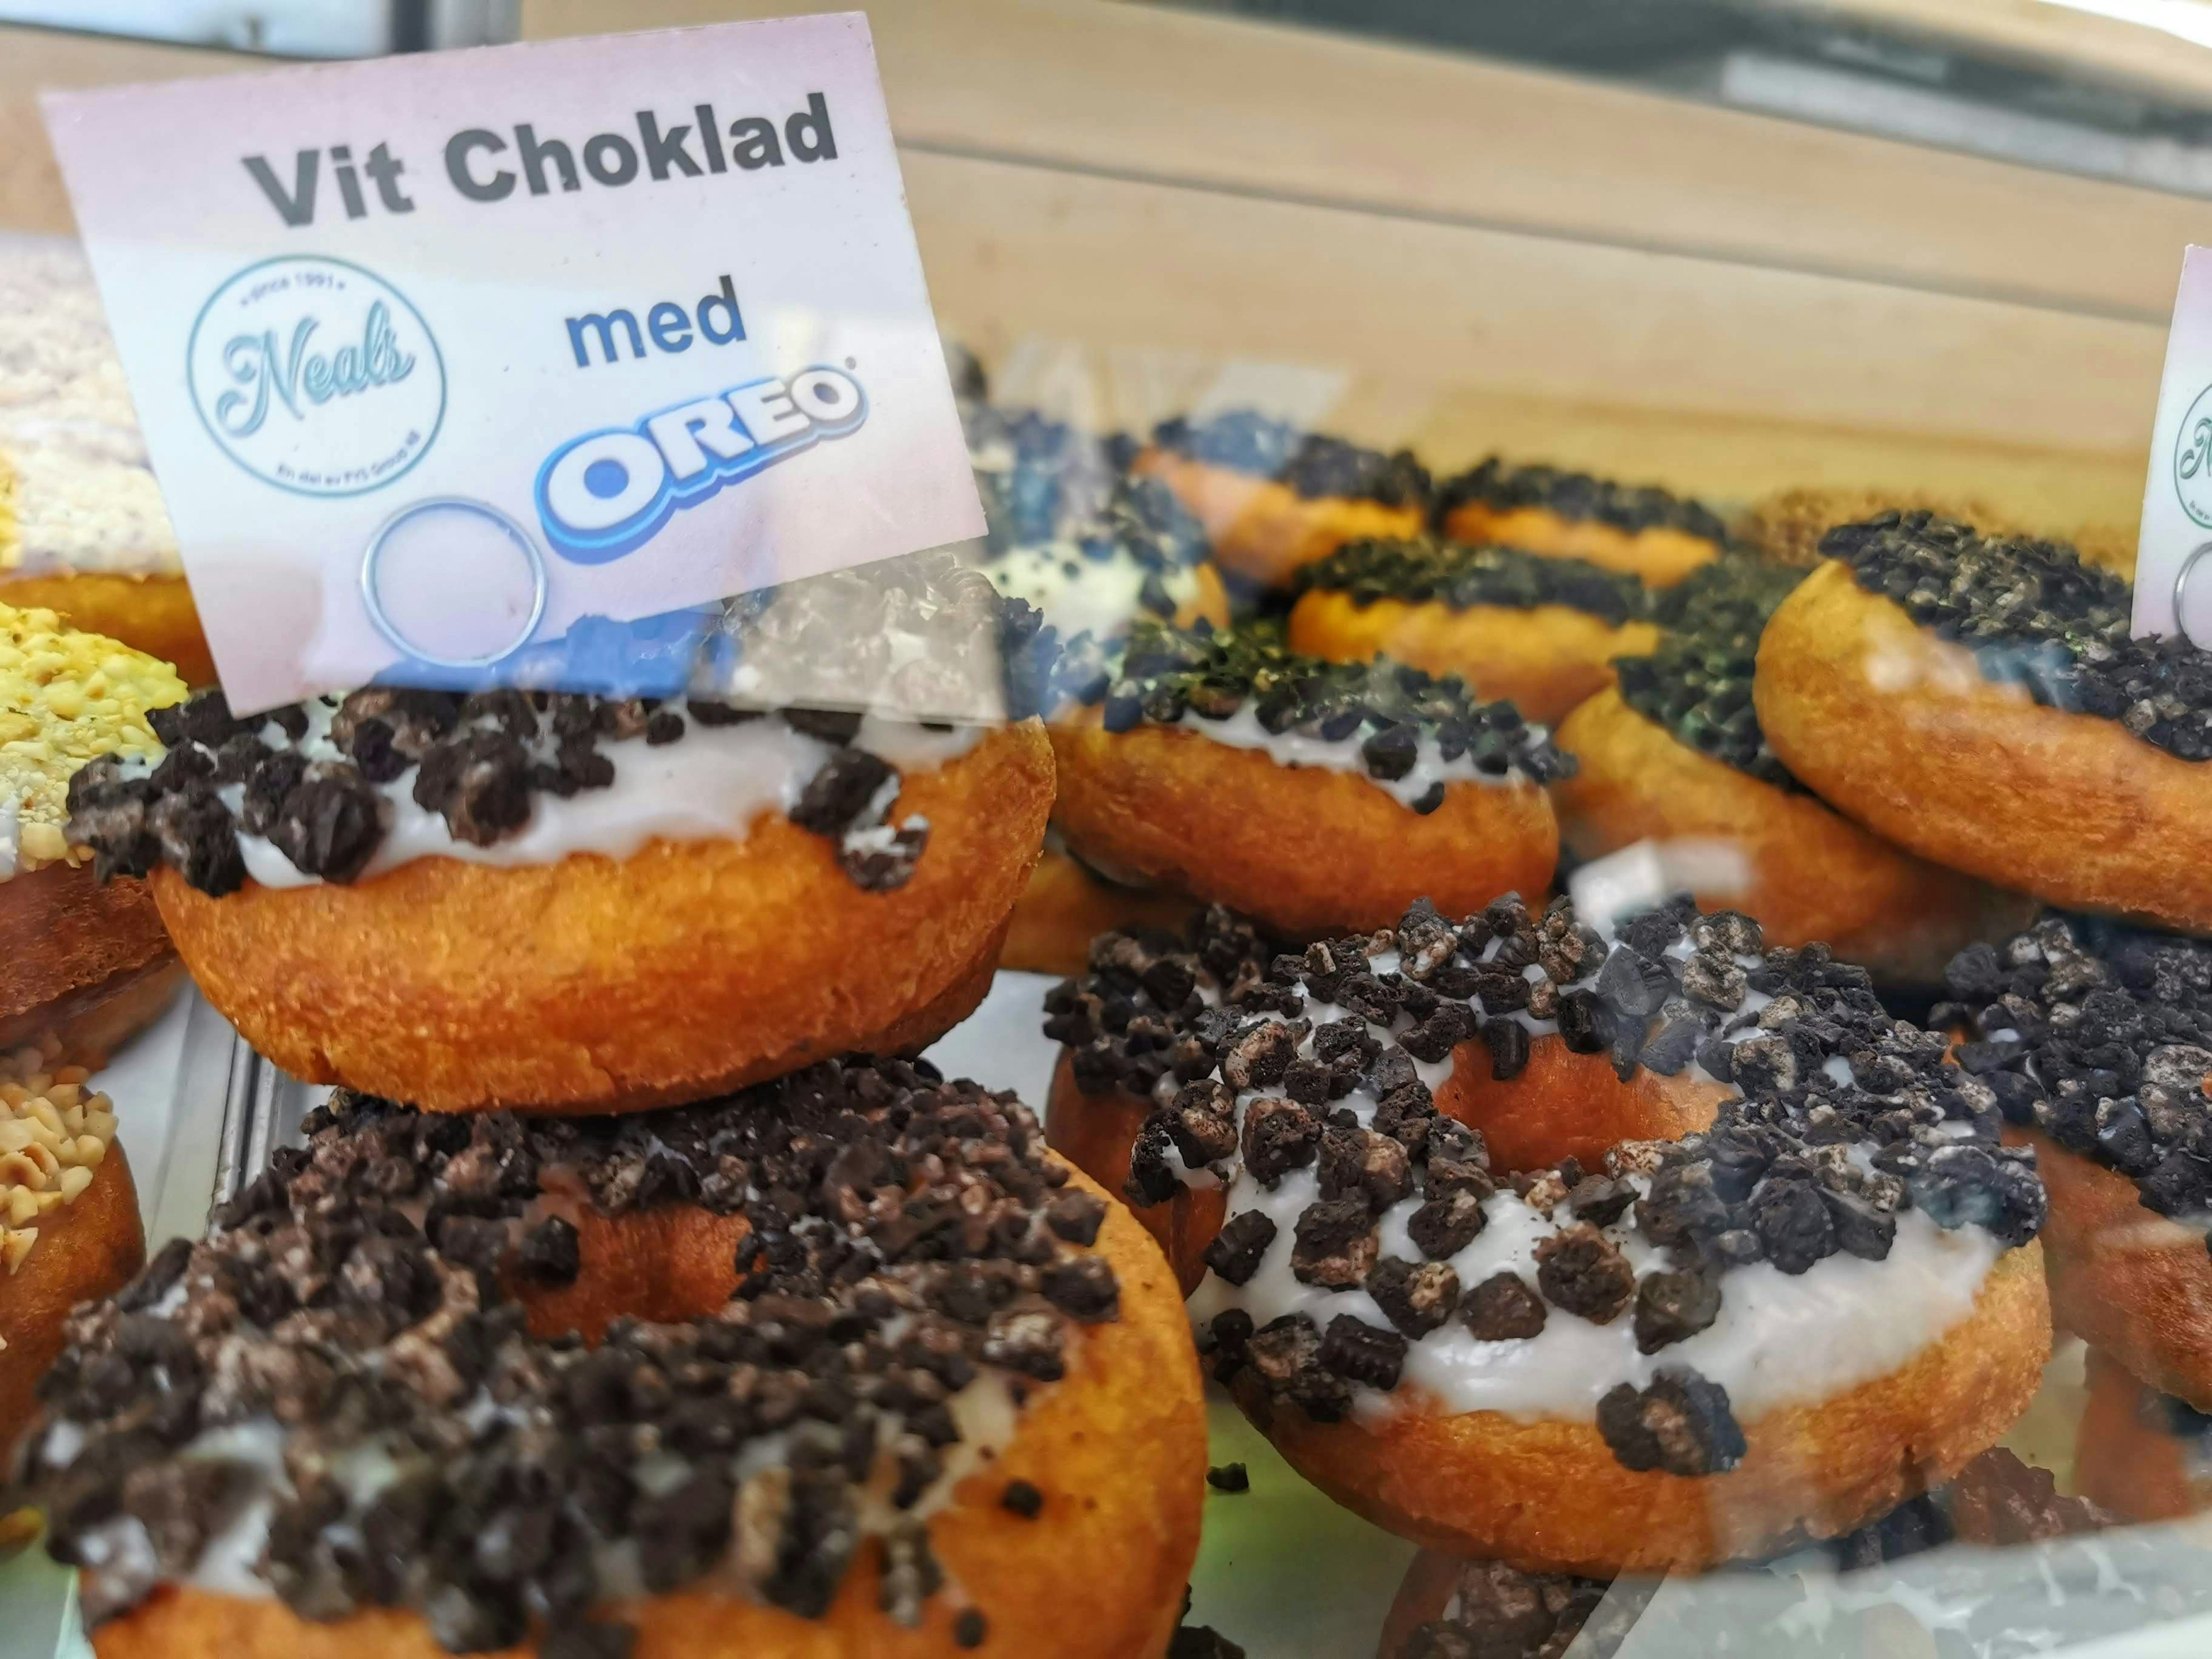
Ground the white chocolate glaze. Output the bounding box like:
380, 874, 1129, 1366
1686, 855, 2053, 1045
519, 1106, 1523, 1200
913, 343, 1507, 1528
1164, 704, 1542, 809
1173, 937, 2002, 1427
207, 701, 984, 889
984, 543, 1202, 642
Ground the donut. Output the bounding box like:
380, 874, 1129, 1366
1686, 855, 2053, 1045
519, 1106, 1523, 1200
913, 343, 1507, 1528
1937, 914, 2212, 1409
964, 402, 1128, 551
999, 840, 1202, 980
1, 601, 184, 1062
1755, 513, 2212, 930
1044, 892, 2051, 1571
0, 1036, 141, 1457
1132, 411, 1430, 590
1431, 461, 1725, 588
1375, 1447, 2107, 1659
0, 240, 213, 685
1553, 558, 2031, 986
2074, 1347, 2212, 1523
1041, 622, 1567, 939
66, 688, 1052, 1113
1285, 540, 1658, 726
6, 1056, 1206, 1657
979, 474, 1232, 645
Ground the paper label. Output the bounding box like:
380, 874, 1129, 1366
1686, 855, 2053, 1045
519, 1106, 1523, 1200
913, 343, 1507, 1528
2135, 244, 2212, 642
41, 13, 982, 714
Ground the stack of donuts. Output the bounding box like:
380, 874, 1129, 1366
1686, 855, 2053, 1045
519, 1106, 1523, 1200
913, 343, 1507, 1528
6, 555, 1213, 1657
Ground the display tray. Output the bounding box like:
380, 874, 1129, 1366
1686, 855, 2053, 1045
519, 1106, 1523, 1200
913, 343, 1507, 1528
13, 972, 2212, 1659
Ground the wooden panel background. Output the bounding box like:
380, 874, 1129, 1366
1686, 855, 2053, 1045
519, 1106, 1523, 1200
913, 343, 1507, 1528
6, 2, 2203, 539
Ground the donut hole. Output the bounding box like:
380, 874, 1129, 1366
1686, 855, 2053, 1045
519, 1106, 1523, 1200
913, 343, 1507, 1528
507, 1195, 751, 1344
1434, 1031, 1728, 1176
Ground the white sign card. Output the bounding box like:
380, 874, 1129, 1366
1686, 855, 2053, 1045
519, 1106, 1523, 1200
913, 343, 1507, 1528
43, 14, 983, 714
2137, 244, 2212, 643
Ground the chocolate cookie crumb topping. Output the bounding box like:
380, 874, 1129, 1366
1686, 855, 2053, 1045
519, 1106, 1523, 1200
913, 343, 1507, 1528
1153, 410, 1431, 509
1595, 1369, 1745, 1477
1828, 511, 2212, 760
1434, 459, 1728, 545
1063, 620, 1573, 790
9, 1059, 1114, 1648
1294, 539, 1649, 627
69, 691, 950, 896
1612, 558, 1806, 788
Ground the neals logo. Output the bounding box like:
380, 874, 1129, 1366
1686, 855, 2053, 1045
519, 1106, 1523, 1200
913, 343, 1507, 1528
188, 255, 445, 497
535, 366, 866, 563
2177, 382, 2212, 531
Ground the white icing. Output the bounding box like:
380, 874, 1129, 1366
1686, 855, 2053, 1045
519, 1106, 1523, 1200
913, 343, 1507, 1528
0, 797, 16, 882
171, 1365, 1027, 1606
1173, 931, 2005, 1428
1164, 703, 1540, 809
986, 542, 1201, 642
211, 701, 983, 889
1191, 1161, 1996, 1422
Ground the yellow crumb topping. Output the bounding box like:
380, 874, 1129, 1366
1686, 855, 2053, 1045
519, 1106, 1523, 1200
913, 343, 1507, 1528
0, 449, 17, 570
0, 1036, 116, 1279
0, 600, 184, 875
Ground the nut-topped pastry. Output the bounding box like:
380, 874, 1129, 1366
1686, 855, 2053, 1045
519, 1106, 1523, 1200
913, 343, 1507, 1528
0, 600, 184, 1060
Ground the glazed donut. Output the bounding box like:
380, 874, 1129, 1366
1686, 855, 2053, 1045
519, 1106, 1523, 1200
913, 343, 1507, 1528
1044, 892, 2050, 1571
1755, 514, 2212, 930
0, 241, 213, 685
1376, 1448, 2107, 1659
979, 474, 1232, 645
1554, 559, 2031, 986
1938, 915, 2212, 1409
1285, 540, 1658, 726
964, 401, 1127, 550
1132, 411, 1430, 590
1, 601, 184, 1061
8, 1056, 1206, 1658
1043, 621, 1567, 939
0, 1037, 141, 1457
1431, 461, 1725, 588
2074, 1347, 2212, 1523
1000, 840, 1202, 979
67, 688, 1052, 1113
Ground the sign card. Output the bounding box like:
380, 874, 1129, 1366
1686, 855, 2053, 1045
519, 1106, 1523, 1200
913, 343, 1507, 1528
43, 13, 982, 713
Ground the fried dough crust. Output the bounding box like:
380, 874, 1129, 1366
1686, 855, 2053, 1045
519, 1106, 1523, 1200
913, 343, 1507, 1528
1755, 562, 2212, 931
1437, 505, 1717, 588
1048, 718, 1556, 940
1288, 590, 1657, 726
1244, 1244, 2047, 1572
999, 845, 1203, 980
1134, 452, 1425, 590
153, 723, 1053, 1113
0, 862, 176, 1061
0, 1146, 142, 1457
1552, 688, 2033, 986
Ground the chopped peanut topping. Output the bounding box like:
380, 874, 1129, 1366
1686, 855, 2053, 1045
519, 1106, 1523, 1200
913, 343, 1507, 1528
0, 600, 184, 878
0, 1036, 117, 1274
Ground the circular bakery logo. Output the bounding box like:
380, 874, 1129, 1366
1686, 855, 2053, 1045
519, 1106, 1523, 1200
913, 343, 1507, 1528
187, 255, 445, 498
2177, 384, 2212, 530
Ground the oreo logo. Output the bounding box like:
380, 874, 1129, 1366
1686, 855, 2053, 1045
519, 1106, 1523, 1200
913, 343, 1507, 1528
188, 255, 445, 497
535, 367, 867, 563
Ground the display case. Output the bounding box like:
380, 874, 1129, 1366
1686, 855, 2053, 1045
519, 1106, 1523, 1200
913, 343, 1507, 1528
7, 3, 2212, 1657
